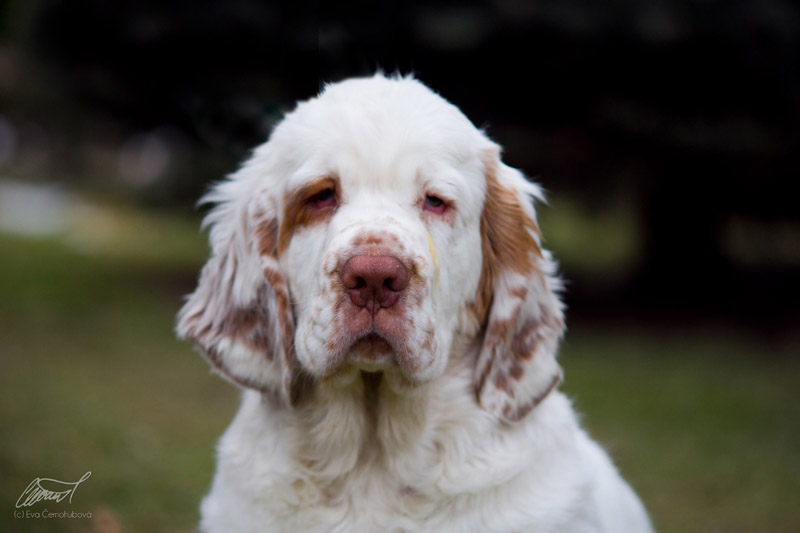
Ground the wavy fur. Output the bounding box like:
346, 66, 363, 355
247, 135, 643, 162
178, 74, 653, 533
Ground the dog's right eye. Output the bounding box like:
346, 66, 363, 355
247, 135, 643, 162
423, 194, 447, 215
307, 188, 336, 209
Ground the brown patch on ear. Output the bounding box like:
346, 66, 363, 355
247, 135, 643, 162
263, 267, 296, 391
178, 194, 299, 403
493, 372, 511, 394
510, 319, 542, 362
474, 311, 519, 395
219, 305, 271, 354
180, 279, 281, 393
278, 175, 340, 256
472, 152, 564, 423
254, 211, 292, 368
501, 373, 561, 422
255, 218, 278, 257
471, 157, 542, 325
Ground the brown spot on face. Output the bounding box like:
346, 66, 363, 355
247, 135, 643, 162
349, 231, 404, 256
470, 154, 542, 326
278, 175, 340, 256
420, 326, 436, 355
351, 233, 385, 247
393, 342, 420, 375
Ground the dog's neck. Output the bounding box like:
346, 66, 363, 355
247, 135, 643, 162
286, 334, 482, 488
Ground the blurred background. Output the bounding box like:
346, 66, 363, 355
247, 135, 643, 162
1, 1, 798, 531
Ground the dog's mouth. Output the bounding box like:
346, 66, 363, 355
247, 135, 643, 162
346, 332, 397, 371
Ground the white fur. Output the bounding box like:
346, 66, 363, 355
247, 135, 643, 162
178, 74, 654, 532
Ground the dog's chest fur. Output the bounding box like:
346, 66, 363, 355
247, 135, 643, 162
205, 368, 598, 533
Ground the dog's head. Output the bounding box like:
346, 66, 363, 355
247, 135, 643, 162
177, 75, 564, 422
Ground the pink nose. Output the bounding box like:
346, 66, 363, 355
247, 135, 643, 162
341, 255, 410, 312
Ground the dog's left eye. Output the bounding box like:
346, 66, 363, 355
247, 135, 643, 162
423, 195, 447, 214
307, 188, 336, 209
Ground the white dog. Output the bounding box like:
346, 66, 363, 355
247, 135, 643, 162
178, 74, 654, 533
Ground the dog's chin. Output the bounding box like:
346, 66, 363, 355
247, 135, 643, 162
345, 333, 398, 372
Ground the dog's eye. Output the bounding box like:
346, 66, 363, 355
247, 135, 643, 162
307, 188, 336, 209
423, 195, 447, 214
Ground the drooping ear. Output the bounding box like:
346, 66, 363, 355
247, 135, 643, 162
474, 148, 565, 423
176, 165, 294, 405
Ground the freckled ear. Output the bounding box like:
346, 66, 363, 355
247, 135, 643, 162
474, 150, 564, 423
176, 171, 295, 405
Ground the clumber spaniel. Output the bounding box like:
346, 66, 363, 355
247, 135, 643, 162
178, 75, 653, 533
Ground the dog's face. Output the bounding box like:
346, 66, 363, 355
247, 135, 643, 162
178, 76, 564, 422
269, 79, 488, 383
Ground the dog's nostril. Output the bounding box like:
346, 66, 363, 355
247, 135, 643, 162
341, 255, 410, 309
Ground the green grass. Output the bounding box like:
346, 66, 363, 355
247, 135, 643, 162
1, 204, 798, 532
560, 328, 800, 533
0, 210, 239, 532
